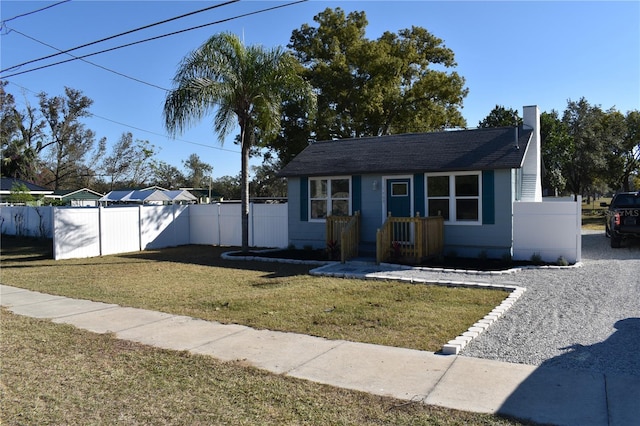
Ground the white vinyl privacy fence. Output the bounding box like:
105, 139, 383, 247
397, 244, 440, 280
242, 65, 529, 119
0, 206, 54, 238
0, 203, 288, 260
512, 197, 582, 263
2, 199, 581, 263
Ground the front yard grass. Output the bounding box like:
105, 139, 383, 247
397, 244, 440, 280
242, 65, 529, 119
1, 310, 525, 425
581, 197, 609, 231
0, 236, 507, 352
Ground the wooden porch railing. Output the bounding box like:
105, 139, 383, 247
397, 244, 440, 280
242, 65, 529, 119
376, 213, 444, 264
326, 211, 360, 263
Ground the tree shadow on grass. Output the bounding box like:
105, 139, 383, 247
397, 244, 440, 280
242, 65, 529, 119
119, 245, 314, 279
0, 235, 53, 262
0, 238, 311, 279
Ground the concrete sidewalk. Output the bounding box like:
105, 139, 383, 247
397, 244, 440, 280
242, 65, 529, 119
2, 283, 637, 426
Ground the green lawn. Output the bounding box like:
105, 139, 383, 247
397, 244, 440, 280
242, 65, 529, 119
1, 311, 526, 425
581, 197, 610, 231
1, 236, 528, 425
0, 236, 507, 352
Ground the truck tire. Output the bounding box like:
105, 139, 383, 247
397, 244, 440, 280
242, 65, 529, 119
611, 235, 622, 248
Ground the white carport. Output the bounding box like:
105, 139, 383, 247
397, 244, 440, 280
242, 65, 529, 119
164, 190, 197, 203
99, 189, 173, 205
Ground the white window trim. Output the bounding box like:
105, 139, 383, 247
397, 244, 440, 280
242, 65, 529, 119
308, 176, 352, 222
425, 171, 482, 225
390, 182, 409, 197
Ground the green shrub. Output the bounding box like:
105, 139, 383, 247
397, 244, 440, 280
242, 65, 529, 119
530, 252, 543, 265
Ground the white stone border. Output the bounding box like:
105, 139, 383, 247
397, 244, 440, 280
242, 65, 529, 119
441, 285, 526, 355
379, 262, 583, 276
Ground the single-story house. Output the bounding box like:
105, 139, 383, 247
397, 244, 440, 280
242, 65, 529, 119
0, 177, 53, 203
278, 105, 542, 259
44, 188, 104, 206
99, 188, 197, 205
179, 188, 224, 204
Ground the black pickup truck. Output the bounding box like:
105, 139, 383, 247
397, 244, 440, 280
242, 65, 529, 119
601, 192, 640, 248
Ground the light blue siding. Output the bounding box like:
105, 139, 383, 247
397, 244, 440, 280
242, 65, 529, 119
287, 177, 326, 249
443, 169, 514, 258
287, 170, 516, 257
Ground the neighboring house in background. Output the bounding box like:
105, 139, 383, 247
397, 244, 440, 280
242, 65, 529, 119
180, 188, 224, 204
278, 105, 543, 259
99, 188, 197, 205
44, 188, 104, 207
0, 177, 54, 203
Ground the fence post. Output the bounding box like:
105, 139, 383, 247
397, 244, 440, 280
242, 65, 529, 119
98, 206, 104, 256
52, 207, 58, 259
576, 195, 582, 262
249, 202, 254, 247
217, 203, 221, 246
138, 205, 143, 251
49, 206, 54, 238
172, 204, 177, 247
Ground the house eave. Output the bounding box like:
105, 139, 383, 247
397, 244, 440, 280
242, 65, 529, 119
278, 126, 531, 179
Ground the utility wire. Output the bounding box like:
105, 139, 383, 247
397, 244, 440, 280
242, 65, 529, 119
6, 29, 170, 91
1, 0, 239, 73
0, 0, 70, 26
7, 81, 241, 154
91, 113, 241, 154
0, 0, 306, 79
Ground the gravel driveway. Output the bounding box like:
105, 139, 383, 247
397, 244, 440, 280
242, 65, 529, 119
462, 230, 640, 377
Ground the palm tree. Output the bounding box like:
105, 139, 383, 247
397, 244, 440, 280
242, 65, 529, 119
164, 33, 315, 252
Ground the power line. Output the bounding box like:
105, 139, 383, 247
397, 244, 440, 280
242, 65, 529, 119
0, 0, 307, 79
6, 81, 241, 155
90, 113, 241, 154
0, 0, 239, 73
6, 29, 170, 91
0, 0, 70, 27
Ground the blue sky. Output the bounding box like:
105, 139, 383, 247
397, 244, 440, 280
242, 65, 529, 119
1, 1, 639, 180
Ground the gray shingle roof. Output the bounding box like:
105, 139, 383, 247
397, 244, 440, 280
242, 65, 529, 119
278, 126, 532, 177
0, 177, 52, 193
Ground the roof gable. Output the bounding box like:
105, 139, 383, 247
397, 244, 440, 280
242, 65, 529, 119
51, 188, 104, 199
279, 127, 532, 177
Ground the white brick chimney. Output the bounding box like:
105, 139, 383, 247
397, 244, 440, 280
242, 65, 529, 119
521, 105, 542, 202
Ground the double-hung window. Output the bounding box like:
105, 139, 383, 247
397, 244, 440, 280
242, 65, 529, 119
426, 172, 481, 224
309, 177, 350, 220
